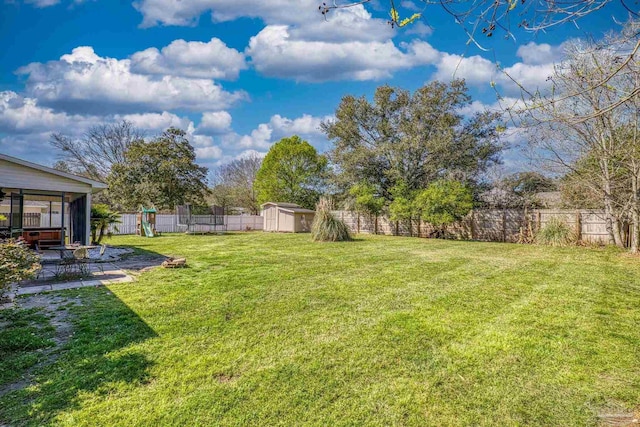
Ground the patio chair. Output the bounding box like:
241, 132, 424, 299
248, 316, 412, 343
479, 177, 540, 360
56, 248, 78, 277
95, 244, 107, 274
73, 247, 91, 276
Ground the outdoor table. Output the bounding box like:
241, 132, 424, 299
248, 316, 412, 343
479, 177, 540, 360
48, 245, 97, 260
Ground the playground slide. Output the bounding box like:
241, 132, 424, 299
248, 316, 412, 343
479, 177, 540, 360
142, 221, 154, 237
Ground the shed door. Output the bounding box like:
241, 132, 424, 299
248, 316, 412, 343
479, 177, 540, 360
265, 207, 276, 231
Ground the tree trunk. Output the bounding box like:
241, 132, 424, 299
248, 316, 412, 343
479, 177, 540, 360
631, 171, 640, 253
603, 181, 625, 248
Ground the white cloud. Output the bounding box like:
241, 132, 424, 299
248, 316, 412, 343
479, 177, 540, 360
501, 61, 555, 93
0, 91, 100, 134
16, 0, 94, 7
237, 123, 273, 149
0, 90, 213, 165
196, 145, 223, 160
433, 53, 497, 87
247, 25, 439, 82
116, 111, 193, 133
134, 0, 396, 45
211, 113, 331, 153
191, 134, 214, 147
24, 0, 60, 6
133, 0, 314, 27
130, 38, 247, 80
400, 1, 420, 10
133, 0, 376, 32
268, 114, 330, 135
198, 111, 232, 134
288, 6, 394, 43
17, 46, 247, 114
405, 21, 433, 37
516, 41, 566, 65
433, 52, 556, 94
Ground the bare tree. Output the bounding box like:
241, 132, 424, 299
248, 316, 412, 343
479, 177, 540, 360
209, 154, 263, 214
50, 121, 144, 181
522, 31, 640, 249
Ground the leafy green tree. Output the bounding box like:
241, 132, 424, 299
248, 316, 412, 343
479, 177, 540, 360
349, 182, 385, 216
90, 204, 121, 244
415, 180, 474, 237
108, 128, 209, 211
322, 80, 503, 206
254, 136, 327, 209
388, 182, 418, 222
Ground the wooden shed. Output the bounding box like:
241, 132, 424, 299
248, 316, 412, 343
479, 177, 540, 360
262, 202, 315, 233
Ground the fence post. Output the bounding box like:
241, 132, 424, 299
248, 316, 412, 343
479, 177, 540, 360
357, 214, 360, 234
536, 211, 542, 233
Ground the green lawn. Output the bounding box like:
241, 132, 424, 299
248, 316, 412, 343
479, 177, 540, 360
1, 233, 640, 426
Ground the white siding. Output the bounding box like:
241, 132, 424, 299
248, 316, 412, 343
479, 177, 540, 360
0, 159, 92, 194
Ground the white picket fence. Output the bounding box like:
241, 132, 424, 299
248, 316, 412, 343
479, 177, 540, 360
109, 214, 263, 235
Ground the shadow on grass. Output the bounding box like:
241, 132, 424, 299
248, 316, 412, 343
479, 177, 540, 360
0, 287, 158, 426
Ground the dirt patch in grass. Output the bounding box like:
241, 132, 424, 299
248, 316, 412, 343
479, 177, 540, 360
115, 252, 170, 273
598, 408, 639, 426
214, 373, 238, 383
0, 294, 79, 397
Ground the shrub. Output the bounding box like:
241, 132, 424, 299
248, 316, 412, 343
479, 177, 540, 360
0, 240, 41, 298
311, 199, 352, 242
535, 217, 576, 246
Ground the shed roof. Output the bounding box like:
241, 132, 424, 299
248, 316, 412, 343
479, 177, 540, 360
0, 153, 107, 190
261, 202, 301, 208
279, 207, 316, 214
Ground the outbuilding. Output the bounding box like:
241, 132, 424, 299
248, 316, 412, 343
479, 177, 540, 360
262, 202, 315, 233
0, 153, 107, 247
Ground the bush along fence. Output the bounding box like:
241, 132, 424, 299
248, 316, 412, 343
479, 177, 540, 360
109, 214, 263, 235
331, 209, 611, 244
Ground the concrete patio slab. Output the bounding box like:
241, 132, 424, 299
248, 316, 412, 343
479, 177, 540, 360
16, 267, 134, 295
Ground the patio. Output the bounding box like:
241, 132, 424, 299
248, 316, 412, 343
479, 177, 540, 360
16, 263, 134, 295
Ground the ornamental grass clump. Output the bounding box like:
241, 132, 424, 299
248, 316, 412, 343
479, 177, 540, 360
311, 198, 352, 242
535, 217, 577, 246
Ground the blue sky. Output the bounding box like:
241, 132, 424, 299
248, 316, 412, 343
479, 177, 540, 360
0, 0, 632, 173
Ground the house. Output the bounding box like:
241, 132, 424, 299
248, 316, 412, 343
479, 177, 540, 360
262, 202, 315, 233
0, 153, 107, 247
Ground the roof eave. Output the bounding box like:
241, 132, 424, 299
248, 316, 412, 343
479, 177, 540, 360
0, 153, 108, 189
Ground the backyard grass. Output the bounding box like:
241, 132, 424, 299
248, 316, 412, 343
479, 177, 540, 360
1, 232, 640, 426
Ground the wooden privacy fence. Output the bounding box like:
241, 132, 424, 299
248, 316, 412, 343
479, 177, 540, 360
331, 209, 610, 244
108, 214, 263, 235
